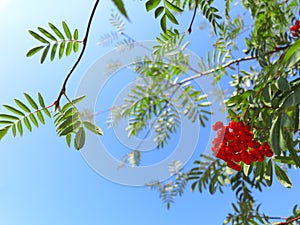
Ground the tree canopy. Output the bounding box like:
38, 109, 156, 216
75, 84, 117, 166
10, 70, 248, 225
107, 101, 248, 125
0, 0, 300, 224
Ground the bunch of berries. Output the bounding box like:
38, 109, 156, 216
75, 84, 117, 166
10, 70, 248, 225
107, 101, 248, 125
212, 121, 273, 171
290, 20, 300, 37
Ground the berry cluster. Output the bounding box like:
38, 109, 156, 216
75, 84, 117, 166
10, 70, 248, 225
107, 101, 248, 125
212, 121, 273, 171
290, 20, 300, 37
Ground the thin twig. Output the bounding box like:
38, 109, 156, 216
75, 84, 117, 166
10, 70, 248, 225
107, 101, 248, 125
274, 215, 300, 225
178, 46, 289, 86
187, 0, 199, 34
55, 0, 100, 110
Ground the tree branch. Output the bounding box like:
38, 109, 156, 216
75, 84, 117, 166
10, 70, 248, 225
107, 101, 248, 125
178, 46, 289, 86
187, 0, 199, 34
275, 215, 300, 225
55, 0, 100, 110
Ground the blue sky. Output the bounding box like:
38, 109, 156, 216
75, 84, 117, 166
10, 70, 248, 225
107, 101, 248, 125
0, 1, 299, 224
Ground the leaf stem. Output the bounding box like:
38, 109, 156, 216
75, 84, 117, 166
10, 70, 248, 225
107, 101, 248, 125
55, 0, 100, 109
187, 0, 198, 34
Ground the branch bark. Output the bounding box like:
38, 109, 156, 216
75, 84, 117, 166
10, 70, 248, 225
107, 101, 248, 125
55, 0, 100, 109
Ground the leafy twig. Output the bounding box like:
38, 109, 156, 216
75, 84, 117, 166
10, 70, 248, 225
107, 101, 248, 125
55, 0, 100, 110
178, 46, 289, 86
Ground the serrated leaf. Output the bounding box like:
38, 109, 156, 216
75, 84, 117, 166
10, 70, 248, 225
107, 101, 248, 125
160, 14, 167, 33
17, 120, 23, 136
62, 21, 72, 40
14, 99, 31, 113
74, 29, 79, 40
0, 126, 10, 140
74, 127, 86, 150
146, 0, 161, 12
0, 121, 14, 125
37, 93, 45, 108
3, 105, 25, 116
155, 6, 164, 18
24, 93, 39, 110
66, 133, 72, 147
29, 114, 38, 128
111, 0, 129, 20
37, 111, 45, 124
43, 108, 51, 118
11, 124, 16, 137
73, 42, 79, 53
59, 42, 66, 59
165, 9, 179, 25
66, 42, 72, 56
0, 114, 19, 121
50, 43, 58, 61
165, 0, 183, 12
270, 115, 281, 155
40, 45, 50, 64
24, 116, 32, 132
274, 164, 292, 188
83, 121, 103, 135
37, 27, 57, 41
48, 22, 65, 39
28, 30, 49, 44
26, 46, 44, 57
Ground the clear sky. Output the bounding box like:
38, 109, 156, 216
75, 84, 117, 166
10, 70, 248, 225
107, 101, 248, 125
0, 1, 299, 225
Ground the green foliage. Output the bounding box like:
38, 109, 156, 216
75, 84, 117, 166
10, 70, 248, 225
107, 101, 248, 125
0, 93, 51, 138
146, 160, 187, 209
145, 0, 183, 32
197, 0, 222, 34
53, 96, 103, 150
2, 0, 300, 223
27, 21, 80, 63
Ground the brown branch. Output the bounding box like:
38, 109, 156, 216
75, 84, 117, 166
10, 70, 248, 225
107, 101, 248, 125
178, 46, 289, 86
275, 215, 300, 225
55, 0, 100, 110
187, 0, 199, 34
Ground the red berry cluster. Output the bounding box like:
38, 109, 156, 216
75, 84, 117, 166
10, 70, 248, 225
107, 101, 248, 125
212, 121, 273, 171
290, 20, 300, 37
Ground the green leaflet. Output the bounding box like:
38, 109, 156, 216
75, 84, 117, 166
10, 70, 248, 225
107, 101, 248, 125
62, 21, 72, 40
0, 126, 10, 140
38, 27, 57, 41
26, 46, 44, 57
74, 127, 86, 150
274, 164, 292, 188
83, 121, 104, 135
111, 0, 129, 20
164, 0, 183, 12
48, 22, 65, 39
28, 30, 49, 44
270, 115, 281, 155
146, 0, 161, 12
24, 93, 39, 110
27, 22, 80, 63
3, 105, 25, 116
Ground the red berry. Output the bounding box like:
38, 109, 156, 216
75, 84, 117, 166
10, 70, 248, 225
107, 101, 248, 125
227, 161, 241, 171
212, 121, 224, 131
290, 26, 297, 32
265, 150, 273, 157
